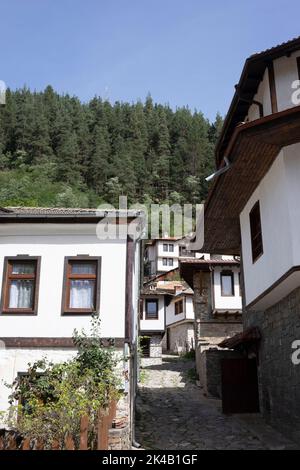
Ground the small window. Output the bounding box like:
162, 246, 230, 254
168, 258, 174, 267
1, 257, 40, 314
175, 299, 184, 315
62, 257, 101, 314
163, 244, 168, 252
250, 201, 263, 262
221, 271, 234, 297
168, 244, 174, 252
163, 258, 168, 266
145, 299, 158, 319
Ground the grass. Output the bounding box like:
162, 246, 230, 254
180, 349, 196, 361
139, 368, 149, 384
186, 367, 198, 383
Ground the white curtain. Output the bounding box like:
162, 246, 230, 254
70, 280, 95, 309
12, 263, 35, 274
9, 280, 34, 308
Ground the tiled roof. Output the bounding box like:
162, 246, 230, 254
180, 258, 239, 265
0, 206, 141, 217
250, 36, 300, 59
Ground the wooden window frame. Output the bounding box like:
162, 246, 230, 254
0, 256, 41, 315
220, 270, 235, 297
145, 299, 159, 320
174, 298, 184, 315
249, 201, 264, 263
61, 256, 101, 316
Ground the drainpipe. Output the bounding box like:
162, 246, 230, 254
205, 156, 231, 182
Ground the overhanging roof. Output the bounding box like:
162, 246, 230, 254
216, 36, 300, 165
180, 258, 239, 288
203, 105, 300, 254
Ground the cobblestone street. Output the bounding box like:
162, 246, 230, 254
135, 355, 298, 450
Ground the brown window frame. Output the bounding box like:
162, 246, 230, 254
220, 271, 235, 297
0, 256, 41, 315
250, 201, 264, 263
61, 256, 101, 316
145, 299, 159, 319
174, 298, 184, 315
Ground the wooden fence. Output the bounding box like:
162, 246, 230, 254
0, 400, 117, 451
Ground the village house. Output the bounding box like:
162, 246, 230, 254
0, 207, 143, 449
139, 268, 194, 363
180, 255, 242, 397
144, 238, 180, 277
202, 37, 300, 442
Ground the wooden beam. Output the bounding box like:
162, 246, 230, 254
268, 62, 278, 113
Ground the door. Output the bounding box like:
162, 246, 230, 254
221, 358, 260, 414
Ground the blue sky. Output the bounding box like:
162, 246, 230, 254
1, 0, 299, 121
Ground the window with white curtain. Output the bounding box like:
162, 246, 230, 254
63, 258, 100, 314
1, 258, 40, 313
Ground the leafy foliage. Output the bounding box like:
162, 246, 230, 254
0, 87, 223, 207
2, 316, 120, 448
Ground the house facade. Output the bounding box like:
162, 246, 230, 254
144, 238, 180, 277
180, 256, 243, 395
202, 37, 300, 442
140, 268, 195, 362
0, 207, 142, 448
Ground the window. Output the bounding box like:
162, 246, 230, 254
1, 257, 40, 314
221, 271, 234, 297
145, 299, 158, 319
62, 257, 101, 314
175, 299, 184, 315
168, 258, 173, 267
163, 243, 174, 252
163, 258, 168, 266
250, 201, 263, 262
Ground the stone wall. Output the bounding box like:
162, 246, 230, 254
244, 286, 300, 444
167, 322, 194, 354
198, 348, 243, 398
192, 271, 243, 375
149, 334, 163, 358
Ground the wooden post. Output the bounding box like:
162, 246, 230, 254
97, 409, 109, 450
51, 439, 60, 450
35, 439, 44, 450
79, 415, 89, 450
109, 400, 117, 426
65, 434, 75, 450
0, 436, 5, 450
7, 434, 17, 450
22, 437, 31, 450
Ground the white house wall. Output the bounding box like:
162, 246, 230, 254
140, 296, 165, 331
213, 267, 242, 310
240, 144, 300, 308
0, 223, 128, 339
247, 68, 272, 121
273, 51, 300, 112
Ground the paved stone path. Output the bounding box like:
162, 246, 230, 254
135, 355, 298, 450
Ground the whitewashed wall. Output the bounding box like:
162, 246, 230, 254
166, 295, 194, 326
274, 51, 300, 112
157, 257, 179, 272
0, 223, 128, 338
240, 143, 300, 309
213, 267, 242, 311
140, 296, 165, 331
247, 68, 272, 121
157, 241, 179, 258
247, 51, 300, 122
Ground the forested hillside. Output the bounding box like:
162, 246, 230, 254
0, 86, 223, 208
